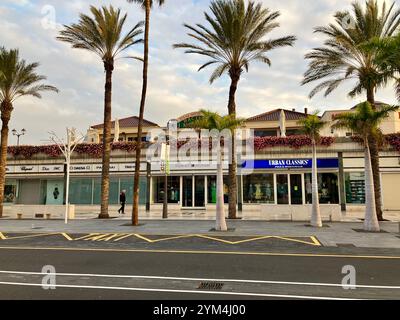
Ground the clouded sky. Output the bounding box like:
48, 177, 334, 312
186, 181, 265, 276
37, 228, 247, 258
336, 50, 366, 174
1, 0, 398, 144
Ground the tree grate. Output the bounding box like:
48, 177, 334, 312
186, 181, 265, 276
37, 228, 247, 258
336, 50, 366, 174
197, 282, 224, 291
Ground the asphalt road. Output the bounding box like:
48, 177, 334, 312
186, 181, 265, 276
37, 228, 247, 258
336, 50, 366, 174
0, 235, 399, 300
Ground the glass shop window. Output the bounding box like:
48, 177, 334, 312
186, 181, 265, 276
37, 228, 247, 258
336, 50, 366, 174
345, 172, 365, 204
207, 176, 229, 204
243, 174, 275, 204
304, 173, 339, 204
153, 176, 180, 204
4, 179, 17, 204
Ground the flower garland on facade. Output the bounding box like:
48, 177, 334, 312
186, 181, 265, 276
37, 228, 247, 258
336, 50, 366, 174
253, 135, 335, 150
8, 142, 138, 159
384, 133, 400, 152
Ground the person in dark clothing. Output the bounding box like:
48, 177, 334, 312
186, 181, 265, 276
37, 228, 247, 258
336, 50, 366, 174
118, 190, 126, 214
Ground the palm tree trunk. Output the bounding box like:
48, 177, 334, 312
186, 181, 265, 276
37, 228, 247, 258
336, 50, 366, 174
216, 141, 227, 231
310, 139, 322, 227
132, 0, 150, 226
0, 102, 12, 218
99, 61, 114, 219
227, 70, 240, 219
366, 88, 383, 221
364, 139, 380, 232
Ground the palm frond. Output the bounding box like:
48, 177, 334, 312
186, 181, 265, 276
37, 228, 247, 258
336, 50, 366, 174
174, 0, 296, 83
303, 0, 400, 99
57, 5, 143, 64
0, 48, 58, 104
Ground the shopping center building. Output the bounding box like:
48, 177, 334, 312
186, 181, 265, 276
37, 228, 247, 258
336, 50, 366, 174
4, 105, 400, 220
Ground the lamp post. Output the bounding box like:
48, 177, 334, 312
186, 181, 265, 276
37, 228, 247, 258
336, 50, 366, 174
12, 129, 26, 147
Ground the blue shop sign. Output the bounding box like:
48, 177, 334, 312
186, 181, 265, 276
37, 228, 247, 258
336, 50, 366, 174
242, 158, 339, 169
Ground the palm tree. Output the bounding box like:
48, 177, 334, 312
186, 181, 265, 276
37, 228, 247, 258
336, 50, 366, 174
302, 0, 400, 221
57, 6, 143, 219
364, 33, 400, 101
189, 110, 244, 231
297, 112, 328, 227
332, 102, 398, 232
127, 0, 166, 226
0, 48, 58, 217
174, 0, 296, 219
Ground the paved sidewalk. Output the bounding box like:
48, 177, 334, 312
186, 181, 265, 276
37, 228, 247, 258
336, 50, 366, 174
0, 219, 399, 249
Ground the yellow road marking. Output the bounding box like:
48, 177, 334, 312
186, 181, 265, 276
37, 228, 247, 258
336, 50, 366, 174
273, 236, 321, 246
136, 234, 197, 243
133, 233, 155, 243
113, 234, 135, 242
0, 232, 322, 247
1, 233, 62, 241
0, 246, 399, 260
96, 234, 131, 242
310, 236, 322, 246
61, 233, 73, 241
196, 234, 272, 245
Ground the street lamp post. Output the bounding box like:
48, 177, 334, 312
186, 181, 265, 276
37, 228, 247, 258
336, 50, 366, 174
12, 129, 26, 147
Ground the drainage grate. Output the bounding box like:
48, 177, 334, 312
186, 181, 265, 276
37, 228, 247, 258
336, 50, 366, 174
198, 282, 224, 291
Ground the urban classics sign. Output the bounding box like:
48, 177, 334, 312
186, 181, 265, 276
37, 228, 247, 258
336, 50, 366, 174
242, 158, 339, 169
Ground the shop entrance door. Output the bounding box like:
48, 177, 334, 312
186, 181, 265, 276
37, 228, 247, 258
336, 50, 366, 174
290, 174, 303, 205
182, 176, 205, 208
182, 176, 193, 207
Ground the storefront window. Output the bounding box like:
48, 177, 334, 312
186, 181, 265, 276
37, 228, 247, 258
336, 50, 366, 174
153, 176, 180, 204
345, 172, 365, 204
69, 178, 93, 204
4, 179, 17, 204
207, 176, 229, 204
305, 173, 339, 204
93, 178, 119, 205
243, 174, 274, 204
120, 177, 147, 205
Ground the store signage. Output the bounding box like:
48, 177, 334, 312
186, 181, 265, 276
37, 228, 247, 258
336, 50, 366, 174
15, 165, 39, 173
151, 161, 228, 172
7, 163, 149, 174
39, 165, 64, 173
93, 164, 119, 172
5, 166, 14, 173
70, 164, 92, 172
242, 158, 339, 169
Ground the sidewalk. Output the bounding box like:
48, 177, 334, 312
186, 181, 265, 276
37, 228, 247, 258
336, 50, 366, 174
0, 219, 399, 249
72, 209, 400, 222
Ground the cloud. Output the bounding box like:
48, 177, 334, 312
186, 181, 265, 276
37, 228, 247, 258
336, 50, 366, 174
1, 0, 397, 145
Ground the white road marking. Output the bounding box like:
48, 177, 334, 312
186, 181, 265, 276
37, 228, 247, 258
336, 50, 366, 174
0, 281, 360, 300
0, 270, 399, 290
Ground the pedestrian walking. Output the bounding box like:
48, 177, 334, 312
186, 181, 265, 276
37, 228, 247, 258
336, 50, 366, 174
118, 190, 126, 215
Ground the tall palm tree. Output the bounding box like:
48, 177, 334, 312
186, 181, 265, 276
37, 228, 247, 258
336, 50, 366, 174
174, 0, 296, 219
0, 48, 58, 217
332, 102, 398, 232
364, 33, 400, 101
302, 0, 400, 221
190, 110, 244, 231
297, 112, 327, 227
126, 0, 166, 226
57, 6, 143, 219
